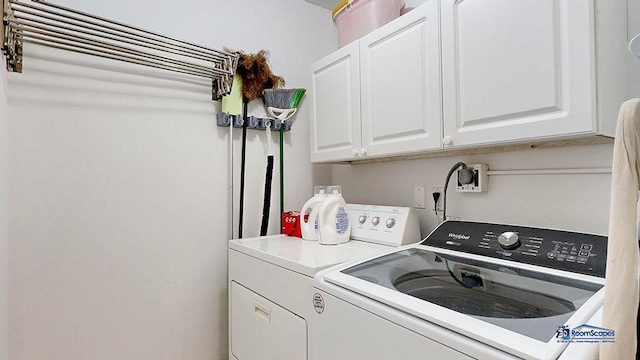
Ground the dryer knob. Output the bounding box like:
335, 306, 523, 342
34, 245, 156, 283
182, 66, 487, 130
498, 232, 520, 250
358, 215, 367, 224
385, 218, 396, 228
371, 217, 380, 226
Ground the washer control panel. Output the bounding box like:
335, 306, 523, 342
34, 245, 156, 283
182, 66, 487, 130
423, 221, 607, 277
347, 204, 421, 246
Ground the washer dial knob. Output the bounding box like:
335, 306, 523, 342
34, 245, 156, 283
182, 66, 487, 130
498, 232, 520, 250
358, 215, 367, 224
371, 217, 380, 226
385, 218, 396, 228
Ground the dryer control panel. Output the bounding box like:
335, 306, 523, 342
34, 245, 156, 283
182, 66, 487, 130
422, 221, 607, 277
347, 204, 421, 247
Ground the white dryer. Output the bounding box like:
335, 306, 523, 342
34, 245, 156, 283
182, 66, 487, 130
311, 220, 608, 360
228, 204, 419, 360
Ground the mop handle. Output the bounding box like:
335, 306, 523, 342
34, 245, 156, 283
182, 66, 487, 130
238, 102, 248, 238
279, 123, 284, 233
266, 121, 273, 155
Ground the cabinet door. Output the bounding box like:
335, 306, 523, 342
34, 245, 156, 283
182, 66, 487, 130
310, 41, 362, 162
360, 0, 443, 158
441, 0, 595, 148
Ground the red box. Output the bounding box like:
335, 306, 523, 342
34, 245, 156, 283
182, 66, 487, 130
282, 211, 302, 238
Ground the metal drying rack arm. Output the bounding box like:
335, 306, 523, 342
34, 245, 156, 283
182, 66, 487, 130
1, 0, 239, 100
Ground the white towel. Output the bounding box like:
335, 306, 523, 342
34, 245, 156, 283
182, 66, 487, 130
601, 99, 640, 360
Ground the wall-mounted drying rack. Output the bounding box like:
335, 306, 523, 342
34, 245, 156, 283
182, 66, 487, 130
217, 112, 292, 132
1, 0, 239, 100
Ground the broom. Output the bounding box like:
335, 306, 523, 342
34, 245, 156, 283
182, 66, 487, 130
263, 89, 306, 120
262, 88, 306, 234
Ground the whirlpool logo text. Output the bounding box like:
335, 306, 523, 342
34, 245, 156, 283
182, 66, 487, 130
448, 233, 470, 240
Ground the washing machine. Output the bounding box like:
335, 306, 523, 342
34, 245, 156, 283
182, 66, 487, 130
311, 220, 608, 360
228, 204, 420, 360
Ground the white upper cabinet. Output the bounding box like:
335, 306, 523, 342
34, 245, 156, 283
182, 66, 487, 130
310, 41, 361, 162
310, 1, 440, 162
360, 0, 442, 157
310, 0, 627, 162
440, 0, 597, 148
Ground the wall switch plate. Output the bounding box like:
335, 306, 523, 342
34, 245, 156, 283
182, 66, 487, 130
457, 164, 488, 192
414, 186, 426, 209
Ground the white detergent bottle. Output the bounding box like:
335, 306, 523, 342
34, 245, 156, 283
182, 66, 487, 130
300, 186, 327, 240
317, 186, 351, 245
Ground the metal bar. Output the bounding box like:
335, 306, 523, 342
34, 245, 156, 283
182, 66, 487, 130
9, 0, 229, 61
13, 21, 222, 76
19, 37, 215, 79
10, 15, 223, 64
11, 5, 229, 65
29, 0, 229, 57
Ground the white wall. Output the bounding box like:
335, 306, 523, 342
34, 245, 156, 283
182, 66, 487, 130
333, 144, 614, 237
6, 1, 334, 359
0, 55, 10, 360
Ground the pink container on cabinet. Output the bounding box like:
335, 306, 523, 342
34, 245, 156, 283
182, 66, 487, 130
332, 0, 405, 48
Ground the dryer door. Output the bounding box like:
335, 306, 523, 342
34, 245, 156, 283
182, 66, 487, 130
231, 282, 307, 360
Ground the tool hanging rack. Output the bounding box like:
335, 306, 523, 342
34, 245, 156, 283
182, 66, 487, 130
1, 0, 239, 100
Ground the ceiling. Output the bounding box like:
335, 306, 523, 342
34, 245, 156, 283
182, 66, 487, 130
305, 0, 343, 11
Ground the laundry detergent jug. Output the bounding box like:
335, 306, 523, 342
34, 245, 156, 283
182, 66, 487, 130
317, 186, 351, 245
300, 186, 327, 241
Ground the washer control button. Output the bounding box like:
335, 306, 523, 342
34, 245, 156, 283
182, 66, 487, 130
385, 218, 396, 228
581, 244, 593, 251
371, 217, 380, 226
358, 215, 367, 224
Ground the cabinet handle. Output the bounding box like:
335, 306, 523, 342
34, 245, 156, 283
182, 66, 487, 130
359, 148, 367, 157
253, 301, 271, 324
352, 149, 359, 157
443, 136, 453, 146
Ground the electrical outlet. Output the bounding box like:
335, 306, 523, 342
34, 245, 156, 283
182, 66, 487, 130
432, 186, 443, 212
414, 186, 426, 209
457, 164, 488, 192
